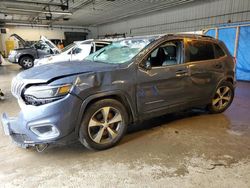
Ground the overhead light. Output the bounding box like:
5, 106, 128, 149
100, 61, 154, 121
7, 7, 73, 16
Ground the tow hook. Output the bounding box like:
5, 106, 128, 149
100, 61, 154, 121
35, 144, 49, 152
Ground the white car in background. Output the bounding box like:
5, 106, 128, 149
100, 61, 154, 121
34, 39, 112, 66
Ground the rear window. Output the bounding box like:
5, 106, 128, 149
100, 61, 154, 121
214, 43, 226, 58
186, 40, 214, 62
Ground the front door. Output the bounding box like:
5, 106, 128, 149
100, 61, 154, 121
136, 39, 193, 115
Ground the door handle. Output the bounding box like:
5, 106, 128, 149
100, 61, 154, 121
176, 70, 188, 77
215, 64, 222, 69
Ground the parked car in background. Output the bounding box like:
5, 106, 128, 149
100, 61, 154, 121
34, 39, 112, 66
8, 34, 60, 69
1, 34, 235, 151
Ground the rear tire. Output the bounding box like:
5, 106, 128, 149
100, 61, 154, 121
19, 56, 34, 69
79, 99, 128, 150
208, 81, 234, 114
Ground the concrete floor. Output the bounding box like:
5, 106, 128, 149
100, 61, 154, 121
0, 62, 250, 188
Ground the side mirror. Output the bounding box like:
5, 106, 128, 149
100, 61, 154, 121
139, 60, 151, 70
145, 60, 152, 70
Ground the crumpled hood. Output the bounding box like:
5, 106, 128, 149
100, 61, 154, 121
18, 60, 120, 83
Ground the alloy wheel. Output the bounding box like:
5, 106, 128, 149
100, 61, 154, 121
23, 59, 33, 68
88, 106, 123, 144
212, 86, 232, 110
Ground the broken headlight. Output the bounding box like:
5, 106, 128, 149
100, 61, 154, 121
24, 84, 72, 106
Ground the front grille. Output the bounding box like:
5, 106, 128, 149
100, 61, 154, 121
11, 77, 26, 99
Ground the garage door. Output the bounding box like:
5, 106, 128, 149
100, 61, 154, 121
205, 25, 250, 81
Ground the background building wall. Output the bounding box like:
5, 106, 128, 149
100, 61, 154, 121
0, 26, 97, 55
97, 0, 250, 37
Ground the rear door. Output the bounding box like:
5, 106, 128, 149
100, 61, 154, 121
185, 39, 225, 101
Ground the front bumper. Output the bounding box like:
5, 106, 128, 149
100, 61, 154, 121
1, 94, 82, 148
8, 54, 18, 63
1, 113, 37, 148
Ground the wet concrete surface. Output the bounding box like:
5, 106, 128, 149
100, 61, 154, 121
0, 62, 250, 187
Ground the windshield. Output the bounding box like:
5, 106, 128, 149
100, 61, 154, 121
61, 43, 76, 53
85, 38, 154, 64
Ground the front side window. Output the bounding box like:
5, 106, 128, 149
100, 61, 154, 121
146, 40, 182, 68
85, 38, 154, 64
186, 40, 214, 62
34, 41, 52, 54
72, 47, 82, 54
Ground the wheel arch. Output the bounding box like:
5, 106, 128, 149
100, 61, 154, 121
208, 77, 235, 114
211, 76, 235, 100
225, 77, 234, 85
75, 90, 137, 134
217, 76, 235, 88
18, 54, 34, 64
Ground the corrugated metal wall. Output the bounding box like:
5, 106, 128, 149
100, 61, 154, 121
97, 0, 250, 36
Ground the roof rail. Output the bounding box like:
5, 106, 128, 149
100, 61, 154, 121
161, 33, 215, 39
199, 35, 214, 39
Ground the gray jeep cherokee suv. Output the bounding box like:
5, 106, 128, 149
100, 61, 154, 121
1, 34, 235, 151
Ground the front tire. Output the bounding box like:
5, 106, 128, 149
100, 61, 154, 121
208, 81, 234, 114
19, 56, 34, 69
79, 99, 128, 150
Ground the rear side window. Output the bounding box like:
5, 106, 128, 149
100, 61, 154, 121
214, 44, 226, 58
186, 40, 214, 62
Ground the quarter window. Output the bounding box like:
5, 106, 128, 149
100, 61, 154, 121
187, 41, 214, 62
214, 44, 226, 58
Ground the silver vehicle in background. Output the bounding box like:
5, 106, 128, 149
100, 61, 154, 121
8, 34, 60, 69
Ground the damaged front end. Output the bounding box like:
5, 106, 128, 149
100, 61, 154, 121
1, 60, 126, 152
1, 113, 49, 152
0, 68, 88, 152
